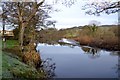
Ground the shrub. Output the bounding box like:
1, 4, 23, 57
23, 43, 42, 68
78, 35, 93, 45
23, 51, 42, 68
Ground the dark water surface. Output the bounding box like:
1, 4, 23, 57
37, 43, 119, 78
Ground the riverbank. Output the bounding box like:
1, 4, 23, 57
74, 37, 120, 51
70, 26, 120, 51
2, 52, 45, 79
1, 40, 46, 79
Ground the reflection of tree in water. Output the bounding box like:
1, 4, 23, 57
40, 58, 56, 79
115, 52, 120, 78
110, 51, 120, 78
110, 51, 120, 56
81, 46, 101, 59
59, 42, 76, 48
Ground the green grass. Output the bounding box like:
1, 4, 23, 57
2, 52, 45, 79
1, 39, 46, 79
2, 40, 18, 49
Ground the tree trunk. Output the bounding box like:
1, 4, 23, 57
2, 18, 6, 48
19, 23, 25, 49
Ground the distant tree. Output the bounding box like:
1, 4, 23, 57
88, 20, 100, 32
89, 20, 101, 26
82, 1, 120, 16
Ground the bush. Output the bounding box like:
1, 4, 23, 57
23, 43, 42, 68
78, 35, 93, 45
23, 51, 42, 68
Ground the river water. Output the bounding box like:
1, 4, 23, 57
37, 43, 119, 78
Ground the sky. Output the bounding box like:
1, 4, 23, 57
0, 0, 118, 30
45, 0, 118, 29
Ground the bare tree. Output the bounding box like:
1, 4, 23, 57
82, 1, 120, 16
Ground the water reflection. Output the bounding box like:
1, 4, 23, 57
117, 52, 120, 78
81, 46, 101, 59
58, 42, 76, 48
104, 51, 120, 79
40, 58, 56, 79
110, 51, 120, 56
37, 43, 118, 78
109, 51, 120, 78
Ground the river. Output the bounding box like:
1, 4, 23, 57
37, 43, 119, 78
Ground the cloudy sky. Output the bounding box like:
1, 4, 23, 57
46, 0, 118, 29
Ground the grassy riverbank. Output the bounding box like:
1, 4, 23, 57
2, 52, 45, 79
2, 39, 46, 79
